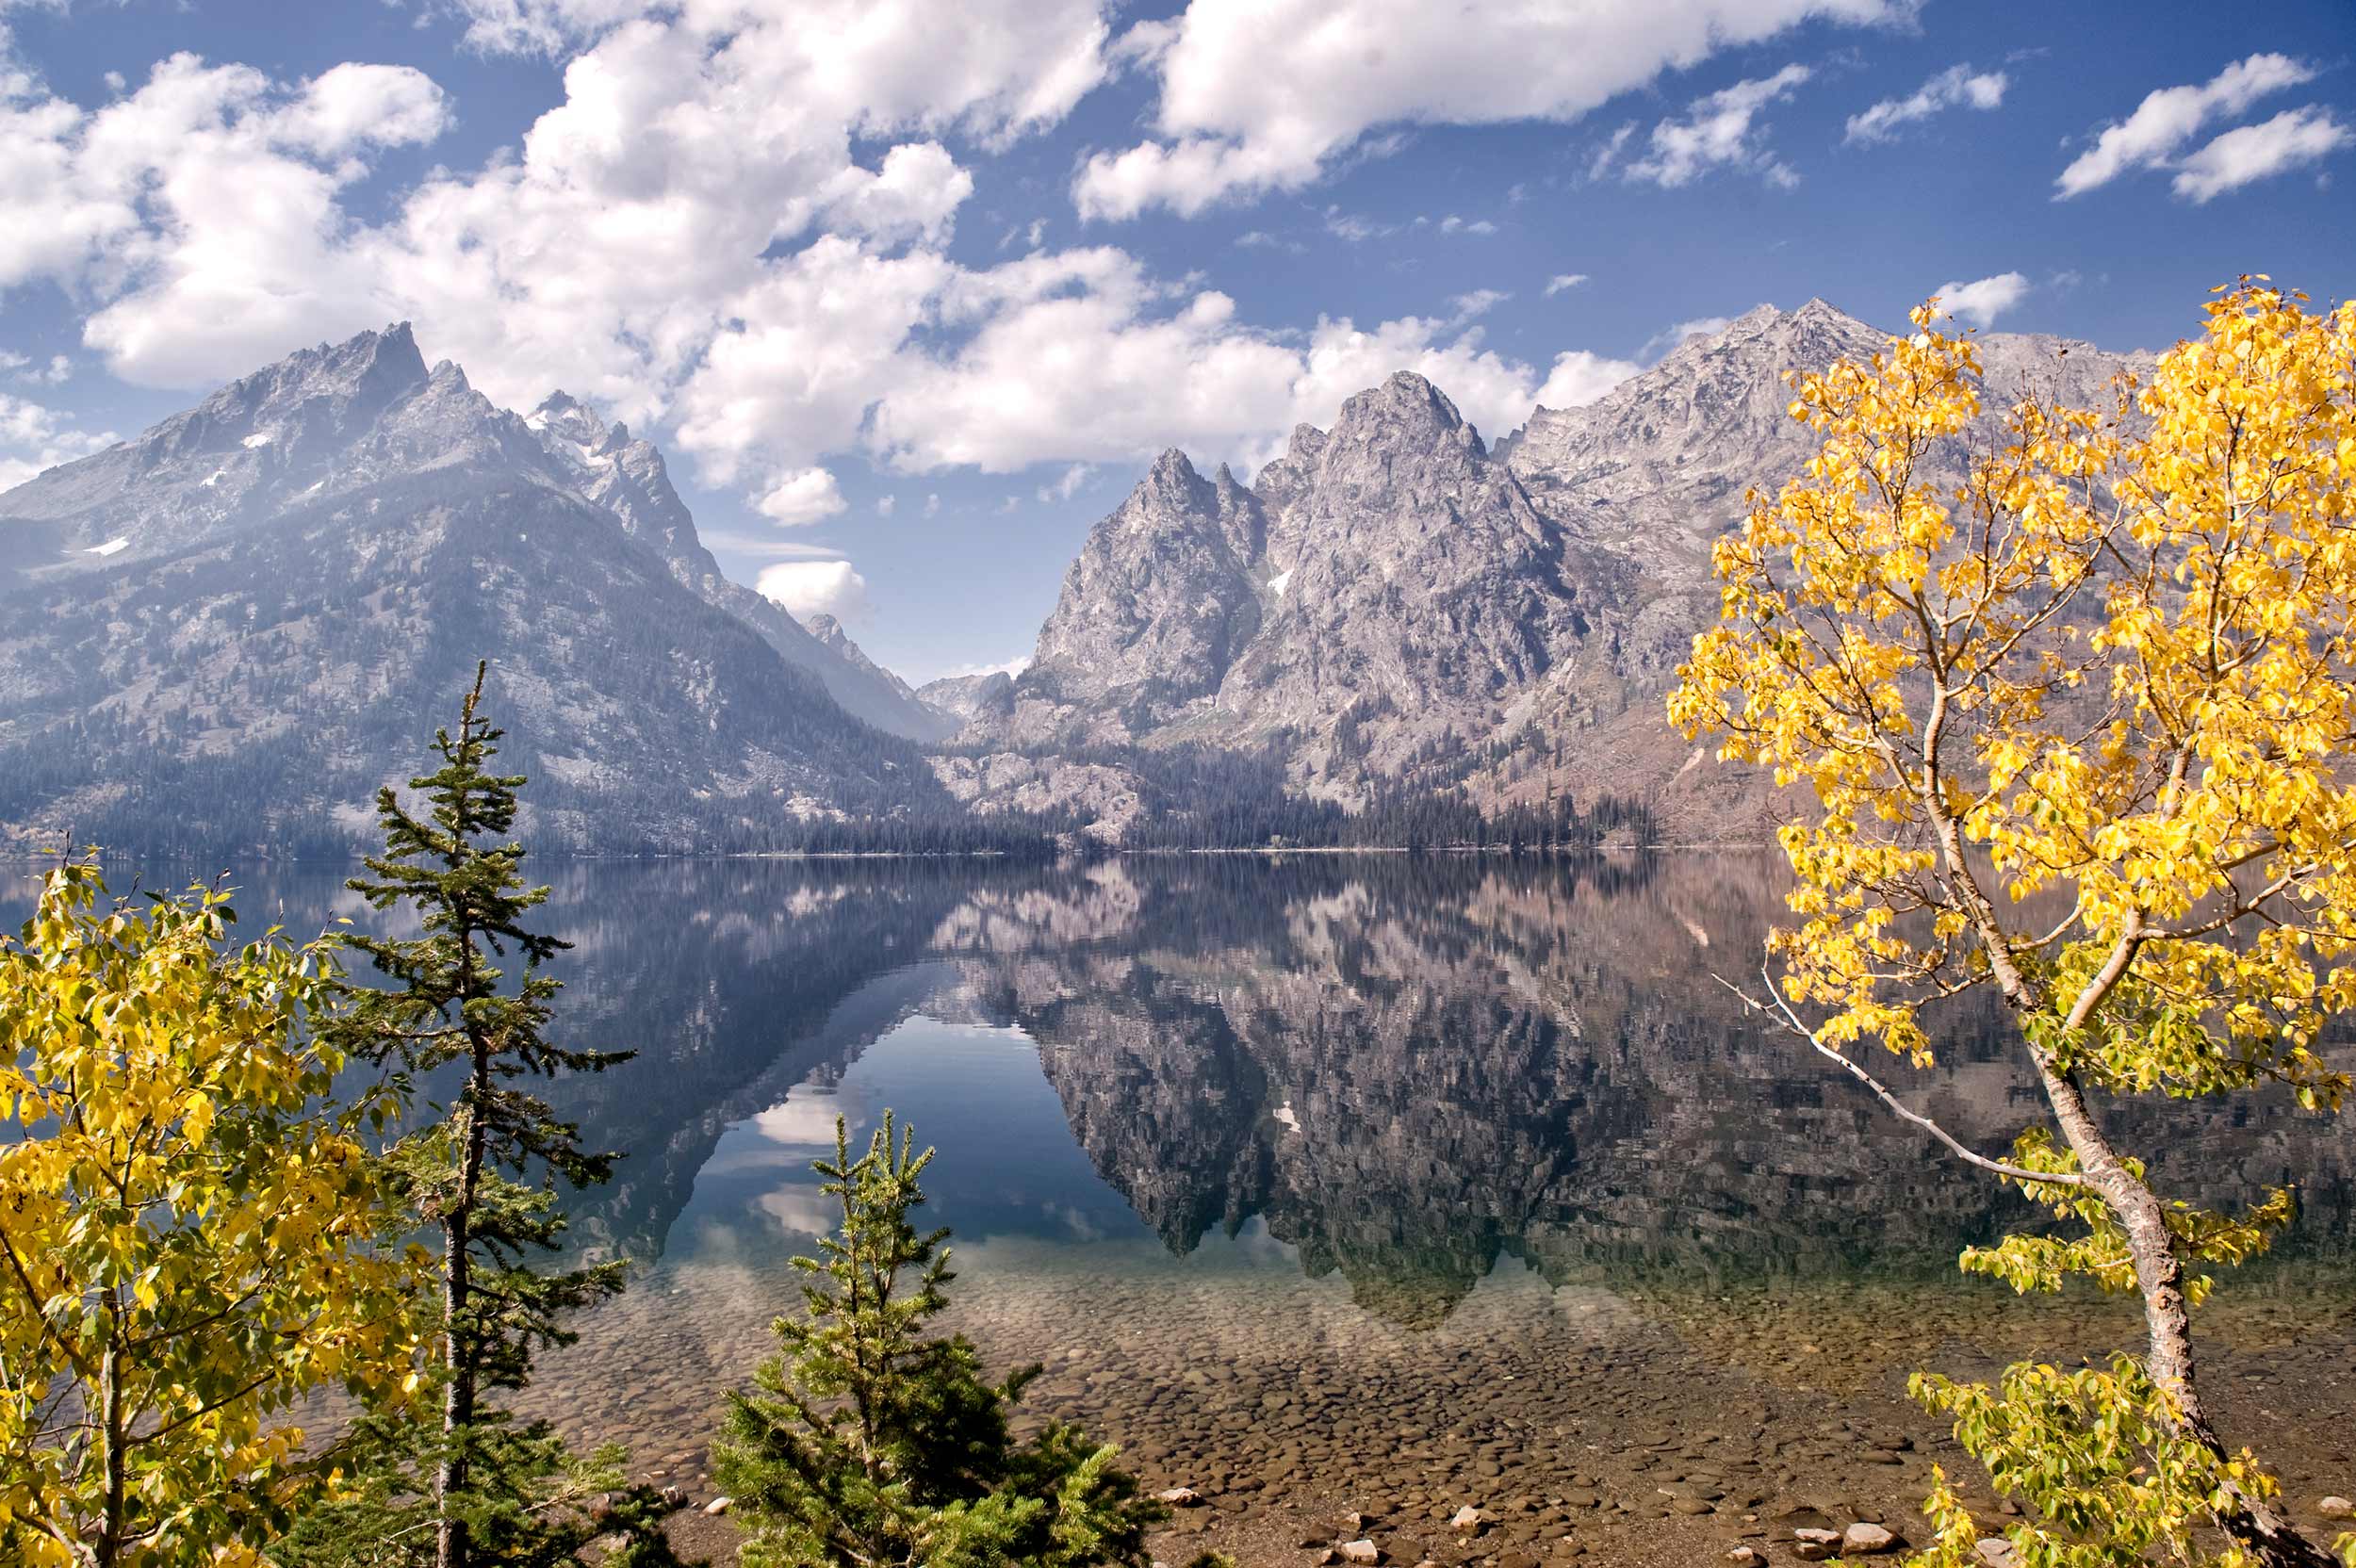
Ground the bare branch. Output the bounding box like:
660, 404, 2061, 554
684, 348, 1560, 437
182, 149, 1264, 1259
1717, 965, 2086, 1188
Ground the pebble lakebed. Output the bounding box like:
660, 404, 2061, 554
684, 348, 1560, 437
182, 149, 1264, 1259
524, 1247, 2356, 1566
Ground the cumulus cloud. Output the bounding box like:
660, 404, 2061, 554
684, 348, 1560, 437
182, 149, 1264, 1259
1543, 272, 1590, 297
0, 51, 448, 368
441, 0, 654, 56
1533, 350, 1643, 410
1933, 270, 2031, 327
1072, 0, 1903, 219
756, 559, 872, 625
0, 390, 118, 492
1621, 65, 1812, 189
0, 3, 1104, 385
755, 466, 849, 527
1844, 62, 2006, 144
2055, 53, 2316, 198
2170, 106, 2351, 203
0, 5, 1667, 520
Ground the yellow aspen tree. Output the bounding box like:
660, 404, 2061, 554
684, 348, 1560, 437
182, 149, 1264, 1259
0, 858, 426, 1568
1669, 279, 2356, 1568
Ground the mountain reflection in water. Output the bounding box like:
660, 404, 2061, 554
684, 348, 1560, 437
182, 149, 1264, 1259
10, 853, 2345, 1323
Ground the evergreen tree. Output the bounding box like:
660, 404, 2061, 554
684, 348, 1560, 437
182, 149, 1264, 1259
715, 1114, 1159, 1568
282, 663, 679, 1568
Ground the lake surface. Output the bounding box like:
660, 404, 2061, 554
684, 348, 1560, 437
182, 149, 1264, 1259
10, 854, 2353, 1557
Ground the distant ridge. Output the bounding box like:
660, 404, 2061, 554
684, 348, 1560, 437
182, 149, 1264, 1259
0, 324, 953, 852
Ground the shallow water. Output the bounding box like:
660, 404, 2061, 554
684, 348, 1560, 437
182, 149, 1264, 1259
10, 854, 2354, 1553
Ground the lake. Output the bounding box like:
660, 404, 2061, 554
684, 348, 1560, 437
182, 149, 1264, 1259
8, 854, 2353, 1560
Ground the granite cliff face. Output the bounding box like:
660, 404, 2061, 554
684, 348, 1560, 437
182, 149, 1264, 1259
0, 325, 948, 850
959, 302, 2147, 838
991, 374, 1631, 787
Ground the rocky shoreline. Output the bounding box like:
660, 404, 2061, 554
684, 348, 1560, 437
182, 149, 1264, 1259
530, 1250, 2356, 1567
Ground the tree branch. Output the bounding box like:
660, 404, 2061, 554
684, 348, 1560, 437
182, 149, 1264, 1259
1717, 964, 2086, 1188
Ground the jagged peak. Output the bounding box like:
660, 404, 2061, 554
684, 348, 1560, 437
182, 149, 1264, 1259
1356, 370, 1450, 417
212, 320, 428, 405
1146, 447, 1200, 482
315, 320, 428, 387
1332, 370, 1472, 447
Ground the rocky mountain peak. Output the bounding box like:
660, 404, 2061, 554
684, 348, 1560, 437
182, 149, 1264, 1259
1141, 445, 1202, 493
528, 389, 637, 460
139, 320, 431, 468
1330, 370, 1481, 453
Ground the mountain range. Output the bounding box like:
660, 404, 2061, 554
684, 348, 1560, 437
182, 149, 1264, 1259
0, 324, 956, 851
947, 299, 2141, 840
0, 302, 2142, 850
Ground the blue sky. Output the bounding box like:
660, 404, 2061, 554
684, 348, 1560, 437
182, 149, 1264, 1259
2, 0, 2352, 683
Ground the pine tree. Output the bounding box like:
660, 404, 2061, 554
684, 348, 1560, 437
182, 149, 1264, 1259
715, 1114, 1159, 1568
283, 663, 679, 1568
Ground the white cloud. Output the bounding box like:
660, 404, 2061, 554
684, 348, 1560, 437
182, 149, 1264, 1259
875, 493, 897, 517
0, 389, 118, 492
273, 61, 452, 155
442, 0, 653, 56
1585, 122, 1635, 181
1844, 62, 2006, 144
0, 1, 1111, 440
755, 466, 849, 527
756, 559, 872, 624
817, 140, 973, 247
1037, 463, 1093, 502
0, 6, 1676, 525
1933, 270, 2031, 327
1283, 315, 1576, 453
1448, 288, 1509, 322
1640, 314, 1738, 357
0, 51, 444, 349
1072, 0, 1905, 219
1532, 349, 1643, 410
1624, 65, 1812, 189
865, 267, 1301, 471
1323, 207, 1395, 243
1543, 272, 1590, 297
695, 532, 848, 561
2055, 53, 2315, 198
1437, 214, 1496, 236
447, 0, 1109, 147
2170, 106, 2351, 203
